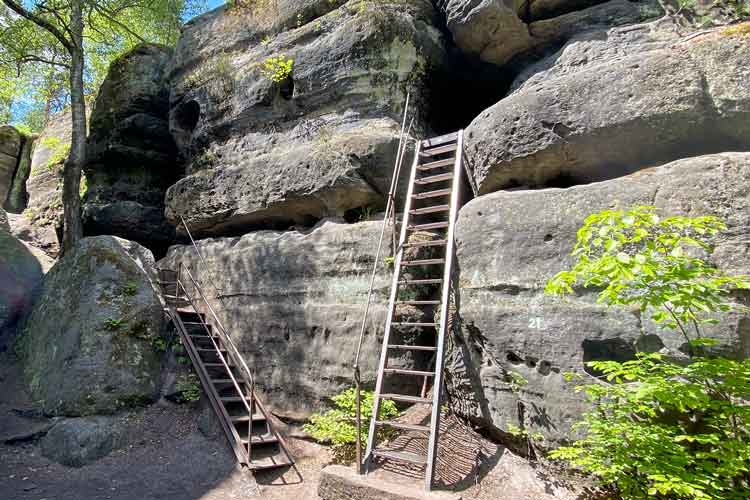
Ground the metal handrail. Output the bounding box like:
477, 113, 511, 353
175, 266, 257, 458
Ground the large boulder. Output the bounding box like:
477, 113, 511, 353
40, 416, 125, 467
464, 23, 750, 195
165, 0, 445, 237
0, 125, 23, 206
18, 236, 165, 416
449, 153, 750, 443
160, 218, 424, 419
0, 208, 46, 332
439, 0, 659, 66
6, 212, 59, 260
83, 44, 180, 255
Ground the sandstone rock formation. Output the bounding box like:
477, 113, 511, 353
0, 125, 23, 206
0, 208, 46, 332
3, 129, 34, 213
23, 111, 70, 256
464, 23, 750, 195
19, 236, 165, 416
165, 0, 444, 237
439, 0, 660, 66
449, 153, 750, 443
6, 212, 59, 260
160, 218, 420, 419
83, 44, 179, 255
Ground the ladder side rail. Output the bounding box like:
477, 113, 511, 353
165, 298, 249, 464
364, 139, 423, 469
177, 275, 257, 459
424, 129, 464, 490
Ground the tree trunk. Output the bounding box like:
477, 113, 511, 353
61, 0, 85, 254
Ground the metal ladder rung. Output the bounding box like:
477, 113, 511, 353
391, 322, 437, 327
241, 435, 279, 445
401, 258, 445, 266
408, 222, 449, 231
421, 132, 458, 149
420, 143, 457, 157
396, 300, 440, 305
231, 414, 267, 423
383, 368, 435, 377
197, 348, 226, 353
380, 393, 433, 404
373, 449, 428, 465
375, 421, 430, 432
211, 378, 244, 385
398, 278, 442, 285
220, 396, 248, 402
205, 363, 236, 368
387, 344, 437, 351
417, 158, 454, 171
410, 205, 450, 215
414, 172, 453, 185
402, 239, 447, 248
412, 188, 452, 200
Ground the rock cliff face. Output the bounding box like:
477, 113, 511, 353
19, 236, 165, 416
450, 152, 750, 442
165, 0, 445, 237
464, 24, 750, 194
160, 218, 430, 419
0, 125, 23, 207
83, 44, 179, 255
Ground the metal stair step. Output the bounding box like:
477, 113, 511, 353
420, 143, 457, 157
396, 300, 440, 305
412, 188, 452, 200
220, 396, 249, 403
391, 322, 437, 327
402, 239, 448, 248
379, 393, 433, 405
211, 378, 245, 385
231, 414, 267, 423
398, 278, 443, 285
401, 258, 445, 267
373, 449, 427, 465
197, 348, 227, 353
247, 457, 293, 470
383, 368, 435, 377
241, 434, 279, 445
417, 158, 454, 171
205, 363, 236, 368
409, 205, 450, 215
414, 172, 454, 185
375, 421, 430, 433
408, 221, 449, 231
387, 344, 437, 351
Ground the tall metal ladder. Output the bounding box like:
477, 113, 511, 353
363, 130, 464, 490
157, 266, 293, 471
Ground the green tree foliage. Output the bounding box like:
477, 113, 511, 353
0, 0, 205, 251
546, 206, 750, 499
304, 388, 398, 463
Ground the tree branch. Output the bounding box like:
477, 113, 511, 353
91, 3, 147, 44
19, 53, 70, 69
1, 0, 74, 53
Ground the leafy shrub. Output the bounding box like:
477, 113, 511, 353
546, 206, 750, 499
260, 55, 293, 83
174, 374, 201, 403
303, 388, 398, 463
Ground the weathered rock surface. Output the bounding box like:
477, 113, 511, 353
4, 131, 34, 213
160, 218, 421, 419
40, 416, 125, 467
166, 0, 444, 237
24, 111, 70, 249
19, 236, 165, 416
0, 125, 23, 207
0, 208, 46, 332
439, 0, 658, 66
465, 24, 750, 195
7, 212, 59, 260
83, 44, 179, 254
449, 153, 750, 443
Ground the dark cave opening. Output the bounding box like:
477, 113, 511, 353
425, 46, 514, 135
175, 100, 201, 133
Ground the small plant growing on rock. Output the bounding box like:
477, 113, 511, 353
546, 206, 750, 500
304, 387, 398, 463
123, 282, 138, 296
260, 55, 294, 83
104, 318, 124, 330
175, 374, 201, 403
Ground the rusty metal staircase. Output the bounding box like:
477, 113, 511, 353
363, 130, 464, 490
157, 266, 293, 471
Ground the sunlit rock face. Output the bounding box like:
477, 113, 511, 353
165, 0, 445, 237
